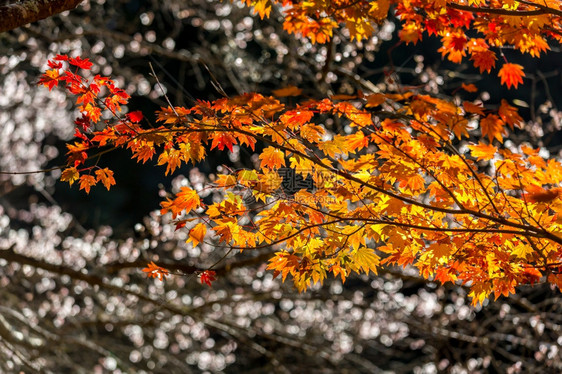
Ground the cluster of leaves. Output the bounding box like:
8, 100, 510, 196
34, 0, 562, 306
39, 58, 222, 286
39, 55, 129, 192
39, 53, 562, 304
244, 0, 562, 88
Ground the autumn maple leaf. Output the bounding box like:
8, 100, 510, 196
480, 114, 505, 143
399, 22, 422, 44
95, 168, 116, 190
468, 142, 497, 161
259, 146, 286, 169
78, 174, 97, 194
69, 56, 93, 70
498, 99, 523, 129
498, 63, 525, 89
461, 83, 478, 93
187, 223, 207, 247
38, 69, 61, 91
199, 270, 217, 287
142, 261, 169, 281
47, 59, 63, 69
127, 111, 144, 123
61, 167, 79, 186
210, 133, 237, 152
469, 50, 496, 73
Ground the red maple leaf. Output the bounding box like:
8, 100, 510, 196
127, 111, 144, 123
69, 56, 93, 70
199, 270, 217, 287
210, 133, 237, 152
73, 128, 89, 142
447, 8, 473, 29
47, 59, 63, 69
174, 220, 187, 231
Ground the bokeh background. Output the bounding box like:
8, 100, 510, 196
1, 0, 562, 372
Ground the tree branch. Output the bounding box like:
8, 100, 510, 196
0, 0, 84, 33
447, 1, 562, 17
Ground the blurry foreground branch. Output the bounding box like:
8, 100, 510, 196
0, 0, 83, 33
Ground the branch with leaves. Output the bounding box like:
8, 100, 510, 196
243, 0, 561, 88
34, 52, 562, 305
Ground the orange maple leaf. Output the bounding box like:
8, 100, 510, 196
492, 278, 517, 300
469, 50, 497, 73
461, 83, 478, 93
78, 174, 97, 194
480, 114, 505, 143
210, 133, 237, 152
160, 187, 201, 218
399, 22, 422, 45
259, 146, 286, 169
142, 261, 169, 281
365, 93, 387, 107
95, 168, 116, 190
463, 101, 484, 115
498, 63, 525, 89
132, 144, 156, 164
187, 223, 207, 247
498, 99, 523, 129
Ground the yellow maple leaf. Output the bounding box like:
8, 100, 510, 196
61, 167, 79, 186
346, 18, 374, 42
349, 247, 379, 274
250, 0, 272, 19
469, 281, 492, 306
